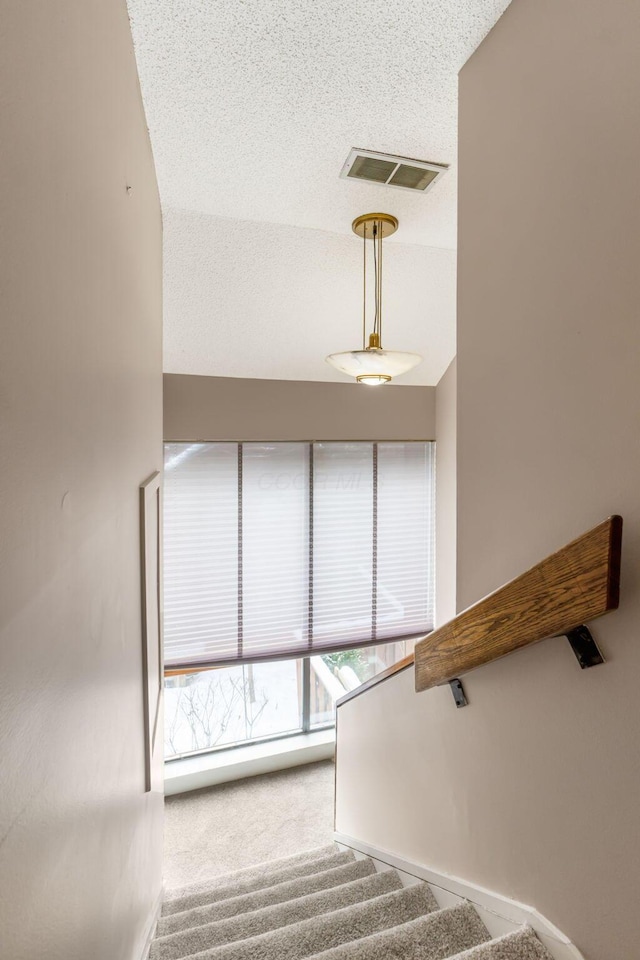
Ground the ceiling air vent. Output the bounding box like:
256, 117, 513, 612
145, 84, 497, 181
340, 148, 448, 195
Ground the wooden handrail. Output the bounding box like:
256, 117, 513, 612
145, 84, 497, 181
415, 516, 622, 693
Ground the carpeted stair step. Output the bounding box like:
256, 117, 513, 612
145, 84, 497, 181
157, 859, 376, 938
304, 903, 491, 959
164, 845, 337, 904
445, 927, 554, 959
185, 882, 439, 960
163, 850, 354, 916
151, 869, 403, 960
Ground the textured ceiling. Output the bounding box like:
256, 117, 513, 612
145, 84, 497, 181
127, 0, 511, 383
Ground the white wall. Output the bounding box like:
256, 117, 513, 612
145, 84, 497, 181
0, 3, 163, 959
435, 359, 457, 625
164, 374, 436, 441
335, 2, 640, 958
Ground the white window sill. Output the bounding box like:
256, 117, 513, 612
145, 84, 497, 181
164, 729, 336, 797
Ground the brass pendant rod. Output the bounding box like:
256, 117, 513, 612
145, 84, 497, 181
362, 222, 367, 350
350, 212, 398, 352
372, 222, 376, 337
372, 221, 380, 340
378, 218, 383, 348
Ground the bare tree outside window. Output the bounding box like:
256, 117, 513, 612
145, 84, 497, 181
165, 665, 272, 757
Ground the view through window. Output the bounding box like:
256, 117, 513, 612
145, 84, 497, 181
164, 641, 416, 759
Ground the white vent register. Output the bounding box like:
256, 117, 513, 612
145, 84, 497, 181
340, 148, 448, 194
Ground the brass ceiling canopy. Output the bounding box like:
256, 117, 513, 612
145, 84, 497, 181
351, 212, 398, 239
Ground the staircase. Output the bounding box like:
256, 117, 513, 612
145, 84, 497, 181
151, 845, 553, 960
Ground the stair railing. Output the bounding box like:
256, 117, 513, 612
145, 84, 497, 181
336, 516, 622, 709
415, 515, 622, 695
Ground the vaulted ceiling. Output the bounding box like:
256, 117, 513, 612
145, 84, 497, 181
127, 0, 511, 384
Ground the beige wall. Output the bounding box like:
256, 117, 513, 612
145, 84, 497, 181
335, 2, 640, 958
0, 4, 163, 960
435, 359, 457, 625
164, 374, 436, 441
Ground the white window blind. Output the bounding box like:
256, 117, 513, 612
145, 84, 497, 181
163, 441, 435, 670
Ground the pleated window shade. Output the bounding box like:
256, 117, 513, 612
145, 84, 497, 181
163, 441, 435, 671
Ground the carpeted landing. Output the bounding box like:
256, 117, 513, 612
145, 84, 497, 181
164, 762, 335, 888
151, 844, 554, 960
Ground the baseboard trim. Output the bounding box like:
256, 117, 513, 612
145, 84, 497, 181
165, 730, 335, 796
333, 832, 584, 960
138, 886, 163, 960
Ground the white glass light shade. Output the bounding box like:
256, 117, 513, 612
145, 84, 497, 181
325, 347, 422, 385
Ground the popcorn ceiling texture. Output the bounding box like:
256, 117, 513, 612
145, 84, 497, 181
127, 0, 511, 248
163, 208, 456, 383
127, 0, 511, 380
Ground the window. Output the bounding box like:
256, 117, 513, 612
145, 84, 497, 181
164, 641, 417, 760
165, 660, 303, 758
163, 441, 435, 672
162, 440, 434, 762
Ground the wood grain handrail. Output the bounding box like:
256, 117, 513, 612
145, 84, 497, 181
415, 516, 622, 693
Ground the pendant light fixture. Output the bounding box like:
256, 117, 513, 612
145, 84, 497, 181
326, 213, 422, 386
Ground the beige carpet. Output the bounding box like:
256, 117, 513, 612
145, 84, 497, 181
158, 773, 554, 960
164, 761, 335, 888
